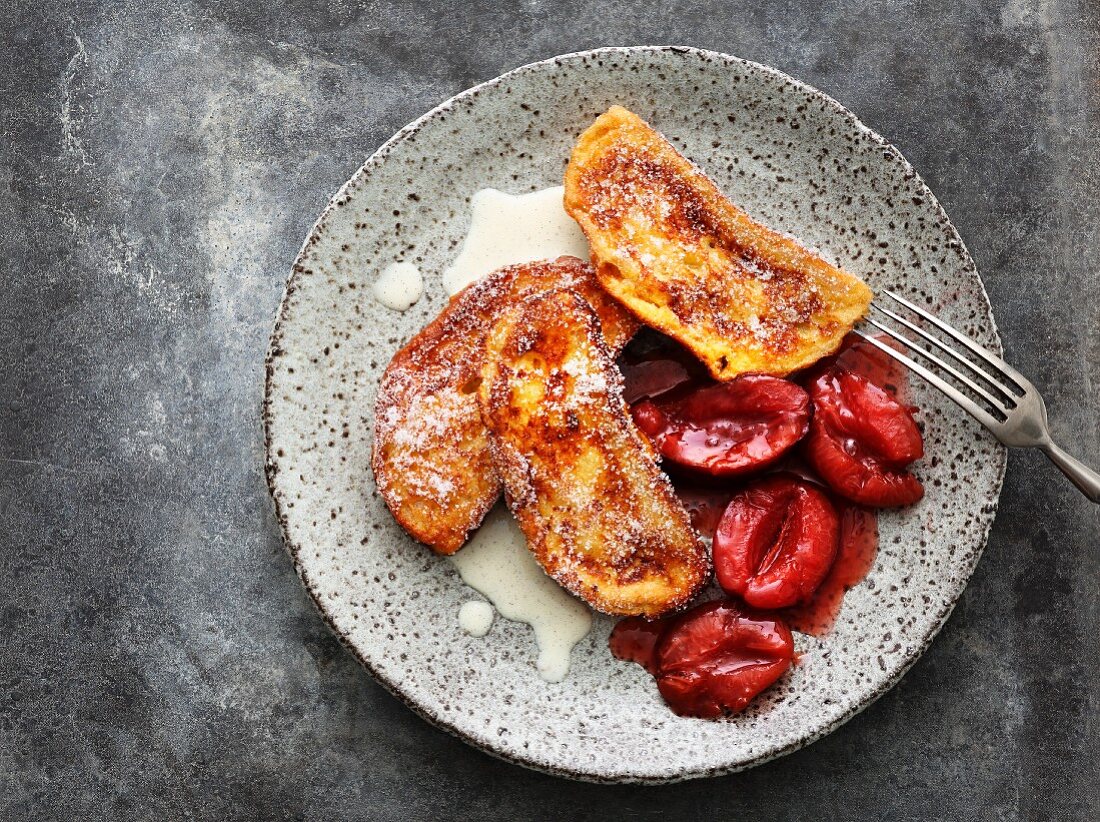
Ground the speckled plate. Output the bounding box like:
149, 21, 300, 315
263, 46, 1005, 782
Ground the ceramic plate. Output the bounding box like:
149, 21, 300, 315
263, 46, 1005, 782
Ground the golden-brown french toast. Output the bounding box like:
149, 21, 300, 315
372, 256, 636, 555
564, 106, 874, 380
479, 288, 709, 617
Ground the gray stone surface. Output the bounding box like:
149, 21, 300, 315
2, 0, 1098, 818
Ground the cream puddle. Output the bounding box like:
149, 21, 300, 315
372, 261, 423, 311
450, 506, 592, 683
442, 186, 589, 295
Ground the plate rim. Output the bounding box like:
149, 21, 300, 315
262, 44, 1007, 783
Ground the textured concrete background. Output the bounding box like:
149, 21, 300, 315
3, 0, 1099, 819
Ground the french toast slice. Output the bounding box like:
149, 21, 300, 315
479, 288, 709, 617
564, 106, 874, 380
372, 256, 636, 555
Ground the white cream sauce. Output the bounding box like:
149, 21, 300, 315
372, 262, 423, 311
457, 600, 494, 637
441, 186, 590, 295
443, 185, 593, 683
450, 506, 592, 683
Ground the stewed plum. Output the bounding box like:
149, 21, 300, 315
654, 600, 795, 718
619, 337, 709, 404
608, 616, 665, 674
632, 376, 811, 477
804, 368, 924, 506
713, 475, 840, 609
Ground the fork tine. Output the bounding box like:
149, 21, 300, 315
852, 330, 1004, 430
881, 290, 1028, 394
870, 302, 1018, 403
863, 317, 1008, 412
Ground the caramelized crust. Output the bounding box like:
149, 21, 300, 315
564, 106, 874, 380
372, 257, 636, 555
479, 288, 709, 617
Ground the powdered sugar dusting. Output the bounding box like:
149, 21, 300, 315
479, 288, 708, 616
565, 107, 871, 377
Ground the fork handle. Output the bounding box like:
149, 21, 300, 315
1040, 441, 1100, 503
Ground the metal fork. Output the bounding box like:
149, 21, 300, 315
853, 290, 1100, 503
